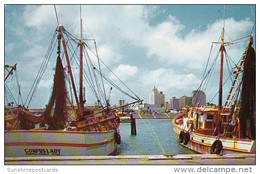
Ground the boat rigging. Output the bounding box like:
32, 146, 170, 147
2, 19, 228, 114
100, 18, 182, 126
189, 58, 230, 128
5, 5, 142, 157
172, 6, 255, 154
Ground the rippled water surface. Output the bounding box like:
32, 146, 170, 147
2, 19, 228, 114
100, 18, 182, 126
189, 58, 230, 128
118, 119, 196, 155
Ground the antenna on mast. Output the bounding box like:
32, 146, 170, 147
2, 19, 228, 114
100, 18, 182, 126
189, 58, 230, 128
54, 5, 60, 26
80, 5, 83, 40
212, 5, 232, 111
80, 5, 81, 19
223, 5, 226, 30
221, 5, 226, 43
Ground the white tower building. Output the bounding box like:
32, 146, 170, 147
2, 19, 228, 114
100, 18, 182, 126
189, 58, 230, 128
149, 87, 165, 107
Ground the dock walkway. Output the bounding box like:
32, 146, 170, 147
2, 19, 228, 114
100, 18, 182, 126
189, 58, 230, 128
5, 154, 255, 165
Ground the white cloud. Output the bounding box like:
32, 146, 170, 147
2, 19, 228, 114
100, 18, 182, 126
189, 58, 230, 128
142, 5, 165, 22
38, 79, 53, 88
5, 5, 255, 107
22, 5, 253, 72
112, 64, 138, 81
140, 68, 200, 99
95, 44, 121, 65
142, 16, 253, 73
23, 5, 56, 31
5, 43, 14, 53
23, 44, 45, 60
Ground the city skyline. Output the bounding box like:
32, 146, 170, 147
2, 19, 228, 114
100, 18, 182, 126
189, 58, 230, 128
147, 86, 206, 110
4, 4, 256, 108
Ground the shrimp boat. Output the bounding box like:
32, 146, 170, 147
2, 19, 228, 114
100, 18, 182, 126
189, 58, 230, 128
172, 26, 255, 154
5, 10, 141, 157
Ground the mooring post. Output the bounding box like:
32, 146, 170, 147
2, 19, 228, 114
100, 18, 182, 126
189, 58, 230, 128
130, 113, 137, 135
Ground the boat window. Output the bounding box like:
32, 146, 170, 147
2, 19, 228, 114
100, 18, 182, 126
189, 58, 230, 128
207, 115, 213, 120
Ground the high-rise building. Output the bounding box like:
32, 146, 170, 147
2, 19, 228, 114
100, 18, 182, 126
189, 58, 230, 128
170, 97, 180, 110
191, 90, 206, 107
149, 86, 165, 107
165, 101, 169, 111
179, 95, 192, 109
118, 99, 125, 112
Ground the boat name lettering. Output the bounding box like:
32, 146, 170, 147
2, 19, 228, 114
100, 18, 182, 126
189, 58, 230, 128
24, 148, 61, 156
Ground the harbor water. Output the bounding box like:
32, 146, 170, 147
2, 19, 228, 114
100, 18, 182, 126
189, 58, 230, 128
6, 118, 256, 165
117, 119, 196, 155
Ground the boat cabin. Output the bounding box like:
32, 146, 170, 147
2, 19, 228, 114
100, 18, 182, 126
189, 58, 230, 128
181, 105, 235, 136
182, 106, 218, 135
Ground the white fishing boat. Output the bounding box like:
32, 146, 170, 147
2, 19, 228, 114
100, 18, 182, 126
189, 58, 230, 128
173, 19, 255, 155
5, 6, 141, 157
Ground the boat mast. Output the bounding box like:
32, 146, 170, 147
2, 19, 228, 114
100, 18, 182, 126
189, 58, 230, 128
58, 26, 79, 107
219, 28, 225, 109
54, 6, 81, 115
79, 6, 85, 118
212, 28, 228, 111
212, 6, 231, 110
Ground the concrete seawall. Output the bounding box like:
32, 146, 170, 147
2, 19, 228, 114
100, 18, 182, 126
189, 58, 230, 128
120, 113, 177, 122
5, 154, 255, 165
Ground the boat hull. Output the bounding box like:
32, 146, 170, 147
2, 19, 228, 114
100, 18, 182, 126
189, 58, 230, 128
5, 130, 117, 157
173, 115, 255, 154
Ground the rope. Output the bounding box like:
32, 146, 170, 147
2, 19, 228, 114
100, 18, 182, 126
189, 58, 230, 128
66, 73, 74, 105
82, 20, 95, 39
190, 33, 223, 106
5, 84, 18, 106
94, 41, 108, 105
63, 30, 102, 105
195, 35, 248, 106
208, 69, 235, 105
190, 50, 220, 106
82, 41, 140, 101
140, 118, 166, 155
224, 30, 233, 42
46, 25, 141, 108
63, 31, 101, 105
84, 41, 141, 100
98, 57, 141, 100
84, 48, 106, 104
25, 30, 57, 108
15, 69, 23, 106
249, 5, 256, 35
230, 35, 250, 44
225, 52, 234, 83
94, 69, 139, 100
202, 44, 213, 78
86, 48, 107, 105
5, 65, 23, 106
83, 44, 107, 104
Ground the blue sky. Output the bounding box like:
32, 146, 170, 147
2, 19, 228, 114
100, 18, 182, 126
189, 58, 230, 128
4, 4, 256, 108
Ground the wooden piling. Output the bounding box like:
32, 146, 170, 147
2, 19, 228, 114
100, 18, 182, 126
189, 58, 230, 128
130, 114, 137, 135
